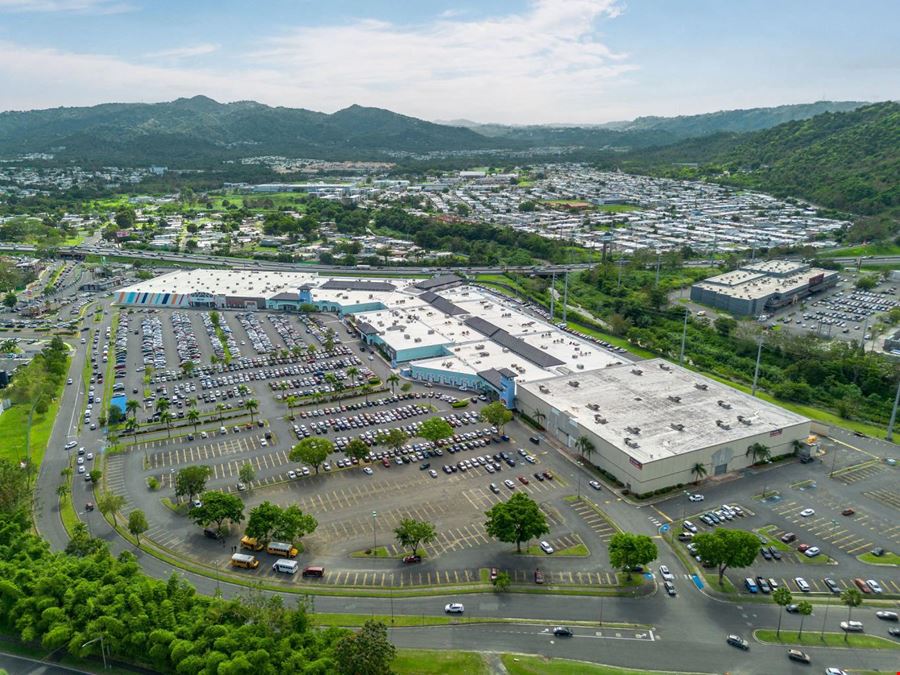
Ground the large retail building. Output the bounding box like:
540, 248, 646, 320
117, 269, 810, 494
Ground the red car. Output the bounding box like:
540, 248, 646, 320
841, 507, 855, 516
542, 471, 554, 480
382, 458, 390, 468
518, 475, 529, 485
797, 543, 811, 553
853, 578, 872, 593
402, 555, 421, 564
534, 568, 545, 584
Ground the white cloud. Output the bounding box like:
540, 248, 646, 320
0, 0, 131, 13
144, 43, 220, 61
0, 1, 636, 123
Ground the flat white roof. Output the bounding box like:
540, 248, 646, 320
520, 359, 808, 464
119, 269, 319, 297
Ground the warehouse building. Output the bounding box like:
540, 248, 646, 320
690, 260, 838, 316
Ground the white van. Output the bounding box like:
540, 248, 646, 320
272, 559, 299, 574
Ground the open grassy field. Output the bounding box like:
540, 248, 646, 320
393, 649, 489, 675
501, 654, 706, 675
0, 360, 68, 467
820, 242, 900, 257
595, 204, 643, 213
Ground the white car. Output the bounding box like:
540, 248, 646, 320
77, 465, 85, 474
799, 508, 815, 517
689, 494, 705, 502
444, 603, 464, 614
77, 457, 84, 465
840, 620, 864, 632
363, 467, 374, 475
287, 470, 297, 479
659, 565, 674, 581
803, 546, 820, 558
540, 541, 554, 554
65, 441, 77, 450
825, 669, 848, 675
429, 469, 438, 478
192, 499, 202, 508
589, 480, 601, 490
866, 579, 883, 594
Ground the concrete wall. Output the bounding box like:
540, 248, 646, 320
409, 364, 486, 391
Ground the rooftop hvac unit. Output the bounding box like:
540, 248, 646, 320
502, 348, 509, 353
631, 368, 643, 376
577, 363, 584, 369
587, 403, 600, 411
624, 438, 639, 448
737, 415, 752, 425
475, 344, 484, 349
659, 363, 671, 371
717, 400, 732, 409
539, 385, 550, 394
414, 338, 422, 343
626, 426, 641, 435
427, 329, 435, 334
715, 419, 731, 430
594, 415, 608, 424
670, 423, 685, 432
668, 395, 681, 403
694, 383, 709, 390
568, 381, 580, 388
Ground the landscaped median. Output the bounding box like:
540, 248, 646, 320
501, 654, 709, 675
858, 551, 900, 566
754, 629, 900, 650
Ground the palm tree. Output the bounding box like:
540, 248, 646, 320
125, 399, 139, 420
773, 587, 792, 637
840, 588, 863, 641
285, 395, 299, 420
690, 462, 708, 484
56, 482, 70, 503
745, 442, 770, 465
181, 360, 195, 378
324, 328, 335, 352
796, 600, 813, 638
307, 343, 317, 357
387, 373, 400, 394
245, 398, 258, 422
97, 491, 126, 528
237, 384, 250, 397
347, 366, 359, 387
575, 435, 595, 462
187, 407, 200, 432
160, 410, 173, 438
155, 397, 170, 415
360, 384, 372, 403
215, 403, 226, 421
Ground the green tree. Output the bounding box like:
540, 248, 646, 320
2, 291, 16, 309
393, 518, 437, 557
484, 492, 549, 553
125, 399, 139, 420
796, 600, 813, 638
344, 438, 371, 462
417, 417, 454, 445
189, 491, 244, 535
745, 442, 770, 464
187, 407, 200, 432
607, 532, 658, 580
493, 570, 511, 592
97, 491, 126, 528
289, 437, 334, 474
840, 588, 863, 641
174, 465, 212, 504
346, 366, 359, 387
480, 401, 513, 433
274, 504, 317, 544
692, 528, 760, 586
690, 462, 707, 484
855, 275, 877, 290
714, 316, 737, 337
333, 619, 395, 675
284, 394, 299, 420
181, 360, 195, 378
387, 373, 400, 393
773, 587, 793, 637
88, 469, 102, 485
245, 501, 317, 546
127, 509, 149, 545
64, 522, 107, 557
376, 428, 408, 453
159, 410, 174, 438
56, 482, 70, 503
575, 435, 595, 461
244, 398, 258, 422
239, 462, 256, 488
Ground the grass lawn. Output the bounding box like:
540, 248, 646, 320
819, 242, 900, 257
554, 543, 590, 556
595, 204, 643, 213
349, 546, 392, 558
703, 573, 737, 594
563, 321, 657, 359
393, 649, 488, 675
0, 363, 68, 468
858, 551, 900, 566
501, 654, 705, 675
755, 629, 900, 650
756, 526, 793, 552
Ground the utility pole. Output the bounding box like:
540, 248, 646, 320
751, 336, 763, 397
679, 308, 689, 366
562, 269, 568, 323
550, 272, 556, 319
372, 510, 377, 551
655, 252, 661, 287
887, 378, 900, 442
859, 315, 869, 354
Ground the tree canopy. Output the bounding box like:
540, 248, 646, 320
693, 528, 760, 585
607, 532, 658, 579
289, 437, 334, 474
484, 492, 549, 553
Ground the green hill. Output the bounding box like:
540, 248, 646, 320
0, 96, 509, 164
610, 102, 900, 227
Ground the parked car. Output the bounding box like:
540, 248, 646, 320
781, 532, 797, 543
799, 508, 815, 517
841, 507, 855, 516
853, 578, 872, 593
402, 555, 422, 564
540, 541, 554, 554
589, 480, 601, 490
866, 579, 884, 594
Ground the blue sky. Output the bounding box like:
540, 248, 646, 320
0, 0, 896, 123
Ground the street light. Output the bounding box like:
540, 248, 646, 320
82, 636, 108, 670
372, 510, 377, 552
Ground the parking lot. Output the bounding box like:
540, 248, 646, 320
653, 434, 900, 597
92, 303, 629, 589
764, 273, 897, 345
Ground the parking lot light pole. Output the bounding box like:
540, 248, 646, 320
372, 510, 377, 551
